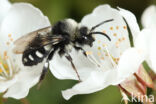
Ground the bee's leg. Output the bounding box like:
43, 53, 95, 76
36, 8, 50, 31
65, 54, 81, 81
39, 61, 49, 82
74, 46, 87, 57
38, 48, 57, 83
38, 49, 58, 89
74, 46, 101, 67
37, 61, 49, 89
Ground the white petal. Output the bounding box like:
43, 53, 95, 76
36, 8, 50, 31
62, 48, 145, 100
149, 29, 156, 72
141, 5, 156, 28
81, 4, 130, 69
0, 78, 16, 93
62, 69, 118, 100
1, 47, 46, 99
81, 4, 130, 57
0, 0, 11, 24
3, 60, 45, 99
50, 49, 97, 80
135, 28, 156, 69
135, 29, 154, 55
117, 48, 145, 82
118, 7, 140, 40
0, 3, 50, 43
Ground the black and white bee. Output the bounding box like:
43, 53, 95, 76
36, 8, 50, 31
13, 18, 113, 82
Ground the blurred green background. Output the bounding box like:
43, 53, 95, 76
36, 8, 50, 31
4, 0, 156, 104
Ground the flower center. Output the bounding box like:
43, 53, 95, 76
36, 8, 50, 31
0, 51, 19, 81
85, 44, 120, 69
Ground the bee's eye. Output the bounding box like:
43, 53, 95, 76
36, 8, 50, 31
80, 27, 88, 35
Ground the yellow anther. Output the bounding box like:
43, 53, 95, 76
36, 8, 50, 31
101, 57, 104, 60
110, 27, 113, 30
110, 55, 119, 64
123, 26, 127, 29
116, 41, 119, 45
6, 42, 10, 45
98, 47, 101, 50
103, 30, 106, 33
116, 26, 119, 30
116, 58, 120, 62
0, 68, 3, 73
10, 38, 14, 41
8, 34, 12, 37
98, 40, 101, 44
118, 38, 121, 42
122, 37, 125, 40
113, 33, 117, 37
6, 69, 9, 74
97, 52, 101, 56
102, 44, 106, 47
3, 51, 9, 60
115, 42, 119, 48
4, 51, 7, 57
86, 51, 92, 55
3, 64, 8, 69
111, 55, 115, 61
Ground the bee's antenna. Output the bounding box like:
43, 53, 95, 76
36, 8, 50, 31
90, 19, 114, 32
88, 19, 113, 41
89, 32, 111, 41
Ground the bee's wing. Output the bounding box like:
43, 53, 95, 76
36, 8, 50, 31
13, 26, 63, 54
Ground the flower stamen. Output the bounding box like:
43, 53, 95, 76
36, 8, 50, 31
0, 50, 19, 80
85, 51, 102, 67
0, 62, 8, 77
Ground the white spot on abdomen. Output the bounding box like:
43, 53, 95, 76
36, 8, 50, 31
29, 55, 34, 61
24, 58, 28, 62
36, 51, 43, 58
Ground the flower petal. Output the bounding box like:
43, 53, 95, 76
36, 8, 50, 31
81, 5, 130, 58
0, 78, 16, 93
62, 48, 144, 100
50, 49, 98, 80
141, 5, 156, 28
117, 48, 145, 81
149, 29, 156, 73
135, 29, 151, 56
0, 3, 50, 43
3, 59, 45, 99
0, 0, 11, 24
135, 28, 155, 69
118, 7, 140, 40
0, 2, 50, 99
62, 69, 118, 100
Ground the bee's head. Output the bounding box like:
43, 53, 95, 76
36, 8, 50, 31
75, 19, 114, 47
75, 19, 113, 47
75, 26, 95, 46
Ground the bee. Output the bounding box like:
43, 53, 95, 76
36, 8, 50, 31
13, 18, 113, 82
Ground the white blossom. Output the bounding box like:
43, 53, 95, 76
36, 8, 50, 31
0, 0, 50, 99
141, 5, 156, 28
48, 5, 144, 100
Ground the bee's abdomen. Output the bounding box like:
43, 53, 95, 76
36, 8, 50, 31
22, 46, 50, 66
